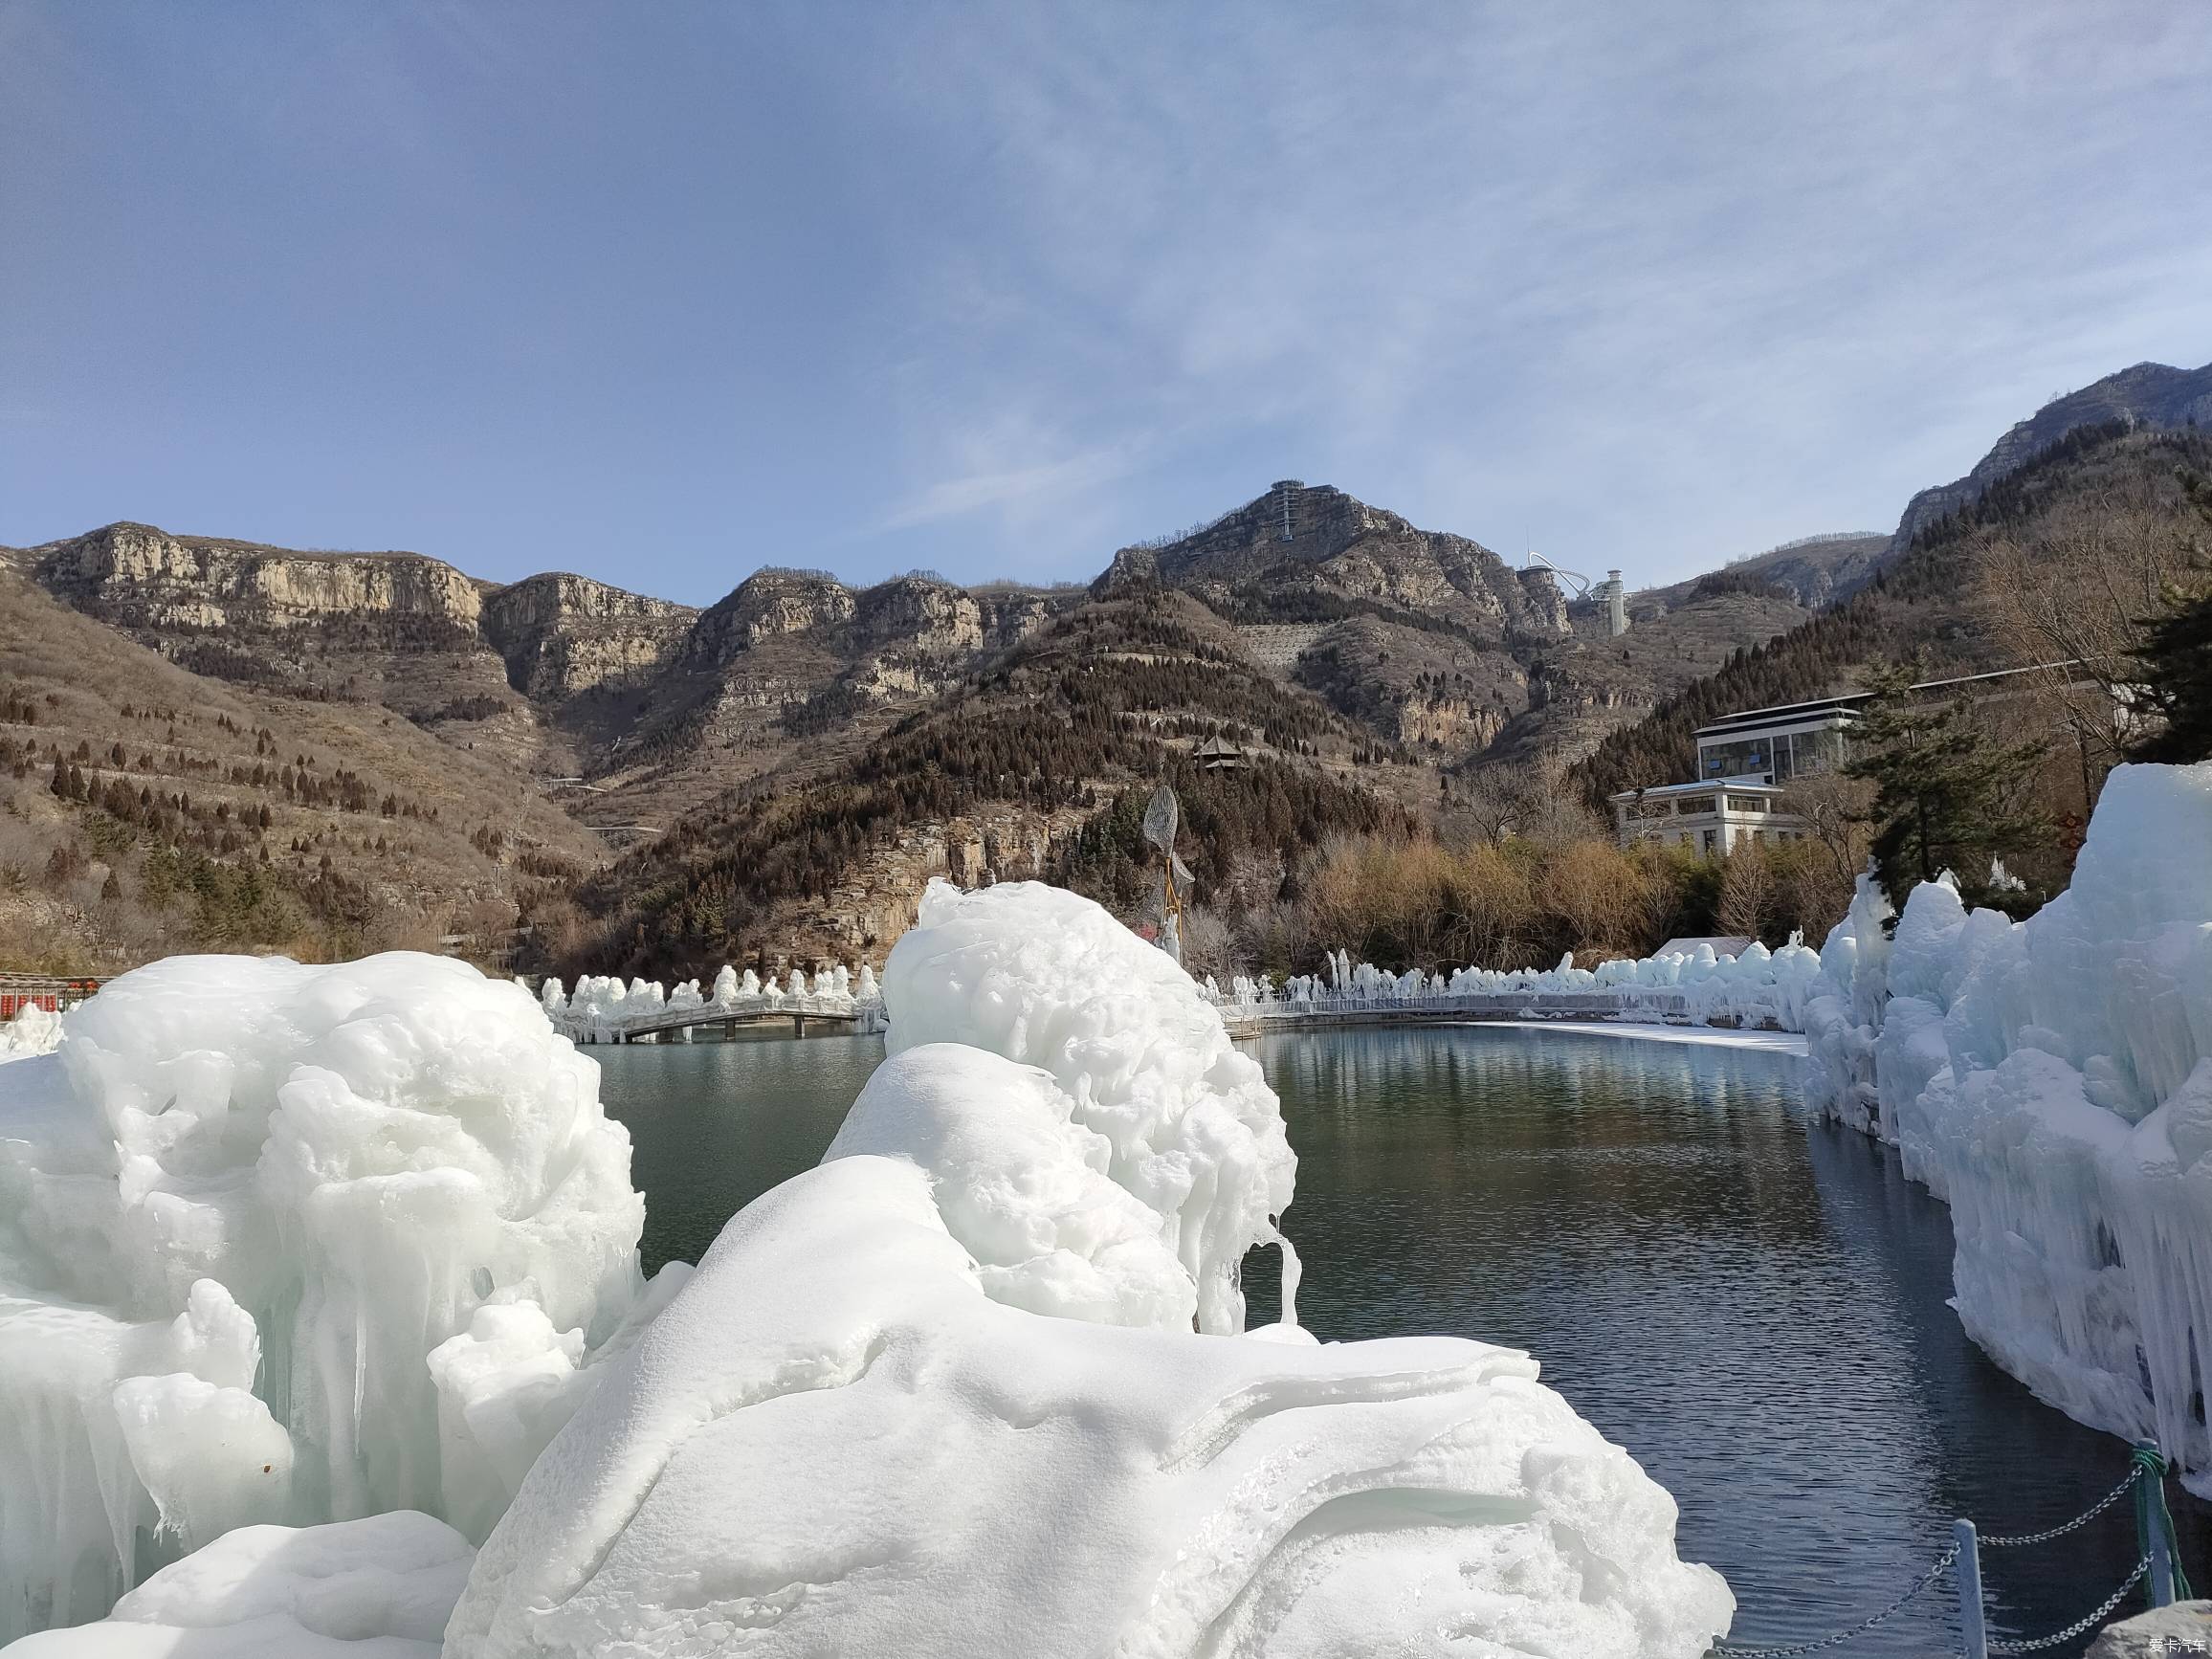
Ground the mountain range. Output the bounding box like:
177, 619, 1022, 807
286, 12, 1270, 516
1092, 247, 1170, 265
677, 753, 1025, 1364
3, 356, 2206, 974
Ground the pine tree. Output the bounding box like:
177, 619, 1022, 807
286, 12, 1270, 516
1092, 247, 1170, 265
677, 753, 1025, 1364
2122, 473, 2212, 763
2125, 582, 2212, 763
1845, 665, 2051, 902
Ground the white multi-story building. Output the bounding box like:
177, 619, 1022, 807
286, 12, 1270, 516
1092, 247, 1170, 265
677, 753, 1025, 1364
1609, 779, 1803, 856
1615, 663, 2082, 856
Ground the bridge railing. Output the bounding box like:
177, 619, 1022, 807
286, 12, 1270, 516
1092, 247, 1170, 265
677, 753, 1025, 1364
555, 992, 888, 1043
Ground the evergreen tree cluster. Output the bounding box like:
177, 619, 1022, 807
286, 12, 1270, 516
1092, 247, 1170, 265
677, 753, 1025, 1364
2122, 468, 2212, 764
1843, 666, 2051, 905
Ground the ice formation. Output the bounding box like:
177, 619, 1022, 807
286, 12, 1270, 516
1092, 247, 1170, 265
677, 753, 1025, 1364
825, 1045, 1200, 1328
542, 959, 883, 1044
4, 1512, 475, 1659
449, 1152, 1732, 1659
452, 879, 1732, 1655
1219, 934, 1825, 1032
8, 880, 1736, 1656
1803, 762, 2212, 1491
881, 879, 1299, 1334
0, 953, 654, 1642
0, 1001, 60, 1063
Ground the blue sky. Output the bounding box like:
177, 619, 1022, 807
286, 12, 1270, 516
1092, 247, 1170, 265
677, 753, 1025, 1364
4, 3, 2209, 605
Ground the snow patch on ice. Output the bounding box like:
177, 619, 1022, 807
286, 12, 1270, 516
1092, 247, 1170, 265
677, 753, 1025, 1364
4, 1512, 474, 1658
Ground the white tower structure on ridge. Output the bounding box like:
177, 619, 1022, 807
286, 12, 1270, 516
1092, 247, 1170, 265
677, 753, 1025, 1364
1602, 570, 1628, 636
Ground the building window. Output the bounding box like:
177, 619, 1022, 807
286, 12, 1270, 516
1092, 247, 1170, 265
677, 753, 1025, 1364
1699, 740, 1771, 781
1726, 794, 1769, 814
1674, 795, 1716, 816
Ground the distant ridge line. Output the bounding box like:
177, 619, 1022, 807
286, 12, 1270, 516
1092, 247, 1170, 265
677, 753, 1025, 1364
1727, 530, 1886, 565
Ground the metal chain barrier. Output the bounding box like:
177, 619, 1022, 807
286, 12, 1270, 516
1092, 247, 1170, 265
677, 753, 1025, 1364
1711, 1541, 1961, 1658
1985, 1557, 2150, 1654
1980, 1465, 2141, 1547
1712, 1442, 2186, 1656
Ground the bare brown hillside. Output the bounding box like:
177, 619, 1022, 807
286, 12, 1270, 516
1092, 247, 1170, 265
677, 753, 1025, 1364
0, 569, 604, 971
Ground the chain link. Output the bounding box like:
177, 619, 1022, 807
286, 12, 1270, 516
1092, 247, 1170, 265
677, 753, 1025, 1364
1713, 1453, 2156, 1656
1985, 1556, 2149, 1653
1712, 1543, 1959, 1658
1980, 1466, 2141, 1547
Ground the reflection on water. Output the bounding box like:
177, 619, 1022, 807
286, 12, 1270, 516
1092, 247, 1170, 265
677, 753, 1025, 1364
1244, 1025, 2205, 1657
593, 1032, 884, 1274
598, 1024, 2203, 1656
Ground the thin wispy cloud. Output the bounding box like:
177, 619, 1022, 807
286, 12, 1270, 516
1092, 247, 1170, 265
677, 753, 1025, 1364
880, 442, 1142, 533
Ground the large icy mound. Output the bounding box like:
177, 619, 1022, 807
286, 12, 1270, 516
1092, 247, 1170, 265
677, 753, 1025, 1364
884, 877, 1299, 1334
451, 880, 1734, 1658
0, 954, 654, 1642
1803, 762, 2212, 1490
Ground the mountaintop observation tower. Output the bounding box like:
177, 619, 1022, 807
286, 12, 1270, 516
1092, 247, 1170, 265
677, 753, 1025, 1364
1598, 569, 1627, 636
1272, 479, 1302, 542
1522, 552, 1631, 636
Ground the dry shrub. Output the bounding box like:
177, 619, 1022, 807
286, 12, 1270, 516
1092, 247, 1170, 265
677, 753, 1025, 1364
1537, 839, 1650, 957
1445, 842, 1537, 965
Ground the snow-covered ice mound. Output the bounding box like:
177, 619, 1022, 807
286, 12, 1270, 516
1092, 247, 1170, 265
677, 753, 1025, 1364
3, 1512, 474, 1659
0, 953, 654, 1641
883, 878, 1300, 1334
452, 881, 1733, 1657
451, 1150, 1732, 1658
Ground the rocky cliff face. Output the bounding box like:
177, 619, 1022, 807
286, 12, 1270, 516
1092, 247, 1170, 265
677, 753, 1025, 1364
679, 569, 859, 669
1101, 481, 1570, 640
9, 479, 1827, 974
36, 522, 486, 632
480, 573, 696, 697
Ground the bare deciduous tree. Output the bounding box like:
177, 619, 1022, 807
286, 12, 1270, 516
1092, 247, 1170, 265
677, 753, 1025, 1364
1978, 477, 2210, 789
1715, 845, 1774, 942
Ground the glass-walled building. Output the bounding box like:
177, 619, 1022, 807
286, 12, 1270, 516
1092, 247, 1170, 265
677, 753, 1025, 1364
1693, 694, 1869, 785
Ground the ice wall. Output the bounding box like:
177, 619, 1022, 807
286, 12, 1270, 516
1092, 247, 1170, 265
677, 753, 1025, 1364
0, 953, 653, 1642
1222, 935, 1825, 1033
1803, 763, 2212, 1490
542, 959, 885, 1044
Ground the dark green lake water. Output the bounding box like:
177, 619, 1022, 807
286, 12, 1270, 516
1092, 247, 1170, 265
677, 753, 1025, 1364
594, 1024, 2204, 1656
